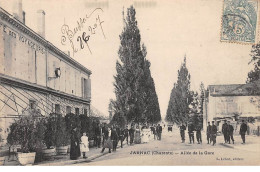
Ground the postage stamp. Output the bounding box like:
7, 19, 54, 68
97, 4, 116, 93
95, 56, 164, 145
221, 0, 258, 44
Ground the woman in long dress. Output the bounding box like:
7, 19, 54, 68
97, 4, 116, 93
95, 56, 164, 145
141, 127, 150, 143
80, 132, 89, 159
70, 127, 81, 160
101, 126, 112, 153
134, 126, 141, 144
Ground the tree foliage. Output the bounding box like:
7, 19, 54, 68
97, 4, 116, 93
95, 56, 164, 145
166, 56, 192, 125
247, 44, 260, 83
112, 6, 161, 126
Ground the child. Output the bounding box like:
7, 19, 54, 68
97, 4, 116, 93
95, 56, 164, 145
80, 132, 89, 159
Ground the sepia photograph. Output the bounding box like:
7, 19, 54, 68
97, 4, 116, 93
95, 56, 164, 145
0, 0, 260, 166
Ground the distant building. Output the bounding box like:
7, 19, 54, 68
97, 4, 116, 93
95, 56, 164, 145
203, 81, 260, 132
0, 1, 91, 143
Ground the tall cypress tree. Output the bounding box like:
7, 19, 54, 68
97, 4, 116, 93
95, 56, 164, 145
247, 44, 260, 83
166, 56, 191, 125
113, 6, 161, 125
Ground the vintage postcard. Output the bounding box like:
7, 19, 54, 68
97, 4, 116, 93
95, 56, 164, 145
0, 0, 260, 166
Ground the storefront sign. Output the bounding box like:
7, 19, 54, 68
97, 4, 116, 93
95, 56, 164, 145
0, 22, 46, 54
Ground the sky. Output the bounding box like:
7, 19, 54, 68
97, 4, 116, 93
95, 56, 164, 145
0, 0, 254, 119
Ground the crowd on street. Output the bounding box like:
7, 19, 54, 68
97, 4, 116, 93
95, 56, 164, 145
68, 119, 250, 160
179, 120, 248, 146
69, 123, 164, 160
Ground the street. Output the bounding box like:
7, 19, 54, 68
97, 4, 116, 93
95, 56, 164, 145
76, 127, 260, 166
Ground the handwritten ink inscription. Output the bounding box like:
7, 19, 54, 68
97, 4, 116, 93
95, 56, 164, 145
60, 8, 106, 56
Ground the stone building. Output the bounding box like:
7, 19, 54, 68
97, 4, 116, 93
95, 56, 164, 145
0, 1, 91, 143
203, 81, 260, 133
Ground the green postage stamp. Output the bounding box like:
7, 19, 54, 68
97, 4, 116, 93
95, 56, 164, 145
221, 0, 259, 44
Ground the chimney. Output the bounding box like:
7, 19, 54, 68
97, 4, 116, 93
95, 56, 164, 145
22, 11, 26, 24
37, 10, 45, 38
13, 0, 23, 22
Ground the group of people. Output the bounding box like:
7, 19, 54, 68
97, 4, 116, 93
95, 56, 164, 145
100, 123, 163, 153
179, 122, 204, 144
150, 124, 163, 140
70, 127, 90, 160
179, 120, 248, 146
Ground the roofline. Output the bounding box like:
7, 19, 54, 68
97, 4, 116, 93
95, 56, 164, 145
0, 7, 92, 75
0, 73, 91, 104
208, 84, 244, 87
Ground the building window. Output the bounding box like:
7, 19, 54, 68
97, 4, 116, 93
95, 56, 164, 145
55, 104, 61, 114
81, 77, 91, 99
29, 100, 36, 109
75, 108, 79, 115
66, 106, 71, 114
83, 108, 88, 116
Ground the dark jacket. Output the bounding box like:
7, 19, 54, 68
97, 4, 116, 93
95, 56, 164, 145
150, 127, 155, 134
129, 128, 135, 136
207, 125, 212, 134
196, 126, 202, 133
240, 123, 247, 134
180, 125, 186, 132
211, 125, 217, 135
95, 126, 102, 137
227, 124, 234, 134
102, 127, 109, 140
188, 124, 194, 133
222, 123, 228, 133
111, 129, 118, 140
156, 126, 162, 133
123, 128, 129, 136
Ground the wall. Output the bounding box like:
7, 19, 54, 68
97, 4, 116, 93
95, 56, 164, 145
207, 95, 260, 120
47, 51, 90, 97
0, 20, 90, 99
0, 21, 47, 86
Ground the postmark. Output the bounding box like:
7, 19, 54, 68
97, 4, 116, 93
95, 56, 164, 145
220, 0, 258, 44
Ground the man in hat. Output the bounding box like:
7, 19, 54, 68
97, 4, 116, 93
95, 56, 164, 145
129, 125, 135, 145
211, 121, 217, 146
196, 124, 202, 144
156, 124, 162, 140
188, 122, 195, 144
123, 126, 129, 145
222, 120, 228, 143
179, 123, 186, 143
240, 120, 247, 144
206, 122, 212, 144
227, 121, 234, 144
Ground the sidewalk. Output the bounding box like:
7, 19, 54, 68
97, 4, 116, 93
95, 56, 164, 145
2, 142, 128, 166
219, 135, 260, 152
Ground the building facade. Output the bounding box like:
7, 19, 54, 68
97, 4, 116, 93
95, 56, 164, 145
203, 82, 260, 132
0, 3, 91, 143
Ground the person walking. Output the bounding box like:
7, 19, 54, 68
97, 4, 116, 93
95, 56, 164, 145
156, 124, 162, 140
196, 124, 202, 144
134, 125, 141, 144
123, 126, 129, 145
141, 126, 150, 143
95, 123, 102, 148
222, 120, 228, 143
70, 127, 81, 160
206, 122, 212, 144
118, 127, 124, 148
111, 126, 119, 152
153, 125, 157, 140
211, 121, 217, 146
188, 122, 195, 144
240, 120, 247, 144
179, 123, 186, 143
129, 125, 135, 145
101, 125, 112, 153
227, 121, 234, 144
80, 132, 89, 159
